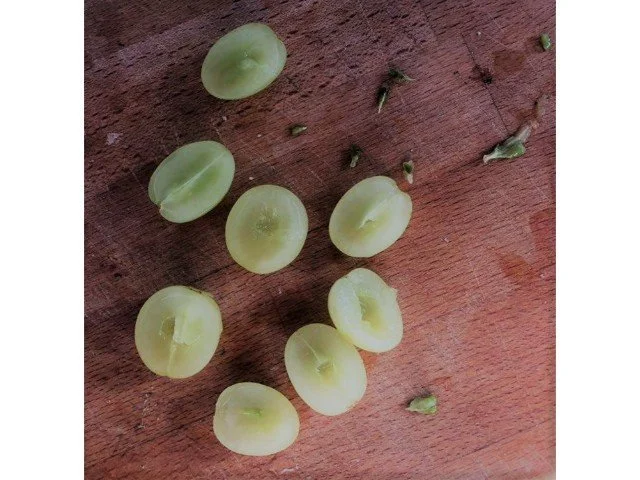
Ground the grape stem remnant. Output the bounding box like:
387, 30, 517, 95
402, 160, 414, 184
376, 67, 414, 113
349, 145, 363, 168
289, 124, 308, 137
483, 94, 549, 164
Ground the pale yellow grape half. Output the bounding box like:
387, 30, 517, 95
329, 176, 412, 257
225, 185, 308, 274
148, 141, 235, 223
201, 23, 287, 100
134, 286, 223, 379
328, 268, 403, 352
213, 382, 300, 456
284, 324, 367, 416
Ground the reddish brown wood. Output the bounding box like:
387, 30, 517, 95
85, 0, 555, 478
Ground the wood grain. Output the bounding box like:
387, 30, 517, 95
85, 0, 555, 478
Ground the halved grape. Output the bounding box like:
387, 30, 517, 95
329, 176, 412, 257
328, 268, 403, 352
225, 185, 308, 274
213, 382, 299, 456
201, 23, 287, 100
284, 323, 367, 416
148, 141, 235, 223
134, 286, 223, 379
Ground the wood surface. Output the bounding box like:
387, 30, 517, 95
85, 0, 556, 478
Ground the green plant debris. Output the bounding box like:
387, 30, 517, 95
540, 33, 552, 51
407, 394, 438, 415
483, 94, 549, 164
376, 67, 414, 113
377, 84, 390, 113
402, 160, 414, 184
289, 124, 308, 137
349, 145, 363, 168
483, 138, 526, 163
389, 68, 414, 83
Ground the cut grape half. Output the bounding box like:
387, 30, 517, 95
148, 141, 235, 223
213, 382, 300, 456
284, 323, 367, 416
225, 185, 308, 274
201, 23, 287, 100
328, 268, 403, 352
134, 286, 223, 379
329, 176, 412, 257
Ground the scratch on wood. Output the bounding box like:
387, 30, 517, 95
459, 33, 508, 133
305, 166, 324, 185
355, 1, 377, 41
130, 169, 148, 197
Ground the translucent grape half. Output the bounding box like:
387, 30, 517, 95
329, 176, 412, 257
213, 382, 300, 456
225, 185, 308, 274
134, 286, 223, 379
201, 23, 287, 100
148, 141, 235, 223
328, 268, 403, 352
284, 323, 367, 416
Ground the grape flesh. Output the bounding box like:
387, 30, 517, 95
328, 268, 403, 352
148, 141, 235, 223
284, 324, 367, 416
134, 286, 223, 379
201, 23, 287, 100
213, 382, 300, 456
329, 176, 412, 257
225, 185, 308, 274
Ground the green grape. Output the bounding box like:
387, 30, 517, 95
328, 268, 403, 352
213, 382, 300, 456
284, 324, 367, 416
134, 286, 223, 379
225, 185, 308, 274
329, 176, 412, 257
148, 141, 235, 223
201, 23, 287, 100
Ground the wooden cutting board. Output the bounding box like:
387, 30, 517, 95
85, 0, 555, 478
